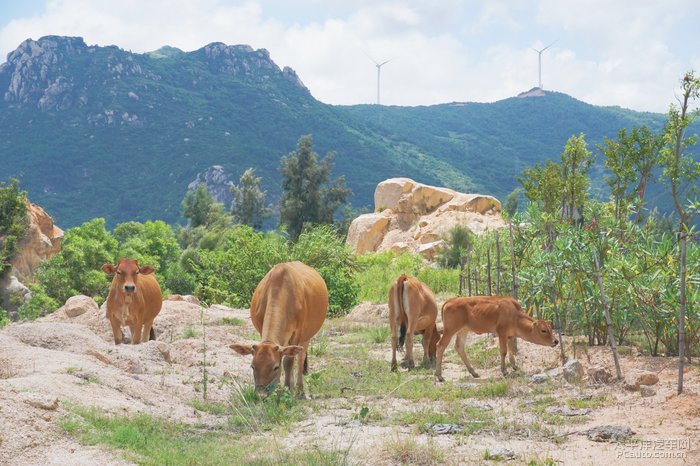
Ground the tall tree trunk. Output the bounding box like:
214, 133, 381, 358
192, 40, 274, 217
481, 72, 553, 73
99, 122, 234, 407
594, 253, 622, 380
678, 230, 688, 394
495, 231, 501, 295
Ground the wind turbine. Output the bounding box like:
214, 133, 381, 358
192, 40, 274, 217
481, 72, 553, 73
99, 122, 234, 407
369, 56, 394, 105
531, 41, 555, 89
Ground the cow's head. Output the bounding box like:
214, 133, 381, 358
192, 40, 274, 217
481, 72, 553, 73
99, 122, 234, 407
229, 341, 303, 394
102, 259, 155, 295
530, 320, 559, 347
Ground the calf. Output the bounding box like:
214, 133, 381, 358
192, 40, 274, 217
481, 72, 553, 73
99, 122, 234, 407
388, 274, 439, 371
230, 261, 328, 396
435, 296, 558, 381
102, 258, 162, 344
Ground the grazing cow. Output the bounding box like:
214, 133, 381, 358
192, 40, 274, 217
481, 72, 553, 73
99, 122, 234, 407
388, 274, 439, 371
102, 258, 162, 345
230, 261, 328, 396
435, 296, 558, 381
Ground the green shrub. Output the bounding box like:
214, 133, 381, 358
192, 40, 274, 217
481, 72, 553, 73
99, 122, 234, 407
0, 179, 29, 277
194, 225, 287, 307
291, 225, 359, 316
18, 286, 59, 320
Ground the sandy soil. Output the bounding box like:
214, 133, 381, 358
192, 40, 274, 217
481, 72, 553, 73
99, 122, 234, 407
0, 300, 698, 465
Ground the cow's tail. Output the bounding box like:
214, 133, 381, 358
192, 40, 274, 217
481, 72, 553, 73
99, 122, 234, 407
303, 353, 308, 375
396, 274, 409, 349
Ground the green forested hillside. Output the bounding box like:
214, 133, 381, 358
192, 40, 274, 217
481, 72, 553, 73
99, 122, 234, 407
0, 36, 674, 228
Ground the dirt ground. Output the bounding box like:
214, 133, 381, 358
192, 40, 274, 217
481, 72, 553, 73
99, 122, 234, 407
0, 299, 698, 465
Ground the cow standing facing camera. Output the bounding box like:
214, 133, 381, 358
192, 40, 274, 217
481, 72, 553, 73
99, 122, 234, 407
102, 258, 163, 345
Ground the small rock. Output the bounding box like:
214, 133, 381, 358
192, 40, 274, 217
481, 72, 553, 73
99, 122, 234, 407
546, 406, 592, 416
467, 401, 493, 411
545, 367, 562, 378
563, 359, 584, 383
587, 366, 612, 384
585, 425, 634, 442
156, 341, 172, 363
430, 423, 463, 435
22, 394, 60, 411
624, 370, 659, 391
127, 360, 143, 374
530, 373, 549, 384
485, 447, 516, 460
640, 386, 656, 397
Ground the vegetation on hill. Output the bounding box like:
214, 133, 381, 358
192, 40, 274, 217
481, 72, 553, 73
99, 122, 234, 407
0, 35, 684, 229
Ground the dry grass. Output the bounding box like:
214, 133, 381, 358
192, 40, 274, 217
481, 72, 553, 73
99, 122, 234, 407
380, 435, 444, 465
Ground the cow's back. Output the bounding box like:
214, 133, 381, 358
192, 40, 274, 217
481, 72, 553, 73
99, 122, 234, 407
444, 296, 522, 335
250, 261, 328, 344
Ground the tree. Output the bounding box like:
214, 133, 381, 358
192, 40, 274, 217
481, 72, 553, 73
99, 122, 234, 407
230, 168, 272, 230
518, 159, 564, 216
598, 126, 662, 223
503, 188, 521, 219
560, 133, 595, 225
279, 135, 352, 240
182, 184, 214, 228
0, 179, 29, 277
659, 71, 700, 394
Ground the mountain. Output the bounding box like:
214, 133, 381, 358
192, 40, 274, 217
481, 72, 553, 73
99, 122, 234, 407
0, 36, 672, 229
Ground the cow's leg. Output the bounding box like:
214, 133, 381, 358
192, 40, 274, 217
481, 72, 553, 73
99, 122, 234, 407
454, 329, 480, 378
434, 327, 457, 382
390, 307, 399, 372
420, 328, 431, 368
130, 321, 143, 344
402, 322, 416, 369
283, 354, 294, 390
415, 315, 436, 368
498, 335, 509, 376
507, 337, 518, 370
109, 317, 124, 345
142, 319, 155, 342
295, 342, 309, 398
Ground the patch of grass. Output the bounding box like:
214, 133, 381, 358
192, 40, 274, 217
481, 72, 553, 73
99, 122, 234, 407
181, 325, 198, 339
309, 331, 329, 357
188, 399, 229, 416
565, 394, 613, 410
221, 317, 245, 326
227, 384, 307, 432
397, 403, 495, 435
60, 403, 348, 465
380, 435, 444, 466
364, 325, 390, 344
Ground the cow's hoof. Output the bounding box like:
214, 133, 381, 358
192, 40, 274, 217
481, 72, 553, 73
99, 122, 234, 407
435, 374, 445, 383
391, 364, 398, 372
470, 371, 481, 378
400, 360, 413, 369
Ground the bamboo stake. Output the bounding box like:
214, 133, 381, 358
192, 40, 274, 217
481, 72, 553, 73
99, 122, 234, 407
495, 230, 501, 295
545, 262, 566, 363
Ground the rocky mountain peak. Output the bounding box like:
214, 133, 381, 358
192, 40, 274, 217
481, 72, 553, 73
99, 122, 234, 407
198, 42, 308, 92
1, 36, 92, 109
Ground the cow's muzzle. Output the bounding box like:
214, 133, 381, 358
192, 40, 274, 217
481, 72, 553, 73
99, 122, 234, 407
552, 339, 559, 347
124, 285, 136, 293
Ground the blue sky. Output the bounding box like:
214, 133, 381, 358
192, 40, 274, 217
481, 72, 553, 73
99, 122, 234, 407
1, 0, 699, 112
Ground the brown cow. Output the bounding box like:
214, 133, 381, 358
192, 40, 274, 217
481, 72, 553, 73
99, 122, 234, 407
435, 296, 558, 381
230, 261, 328, 396
388, 274, 439, 371
102, 258, 162, 345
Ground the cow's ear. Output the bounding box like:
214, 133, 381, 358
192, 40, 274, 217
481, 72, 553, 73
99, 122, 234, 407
139, 265, 155, 275
281, 345, 304, 357
531, 321, 537, 330
229, 343, 254, 356
102, 264, 116, 275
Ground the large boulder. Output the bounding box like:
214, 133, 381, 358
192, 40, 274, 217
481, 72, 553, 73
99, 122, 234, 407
347, 178, 506, 258
9, 202, 63, 282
